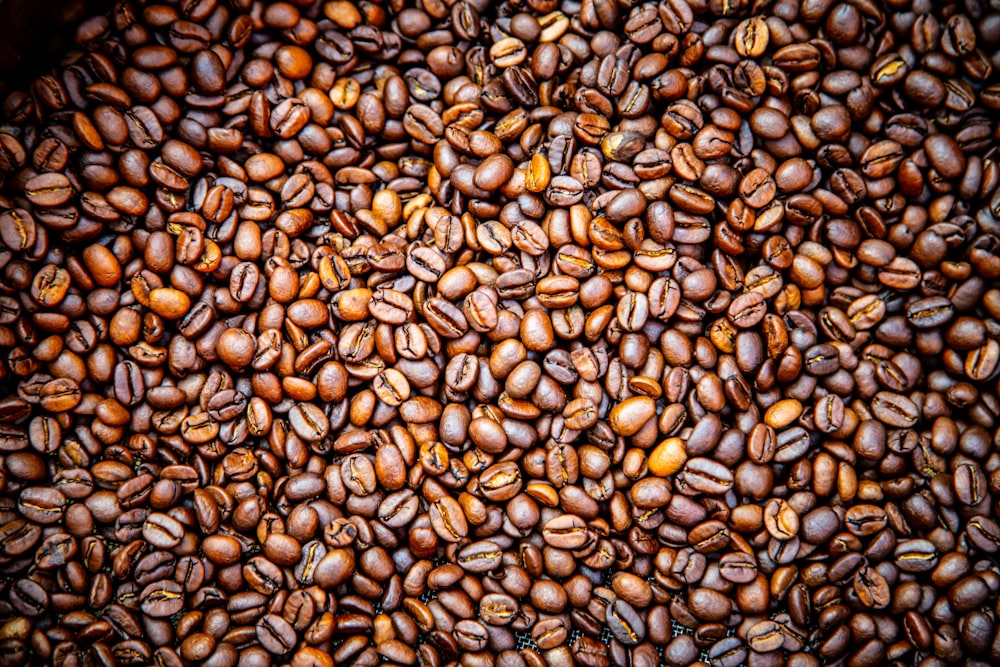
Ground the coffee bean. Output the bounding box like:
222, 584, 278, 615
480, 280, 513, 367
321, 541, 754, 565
719, 552, 757, 584
140, 580, 184, 618
541, 514, 590, 549
747, 619, 785, 652
609, 396, 656, 436
605, 599, 646, 645
648, 437, 687, 477
17, 487, 66, 524
257, 613, 298, 654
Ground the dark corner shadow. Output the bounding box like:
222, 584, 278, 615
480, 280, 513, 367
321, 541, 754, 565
0, 0, 115, 97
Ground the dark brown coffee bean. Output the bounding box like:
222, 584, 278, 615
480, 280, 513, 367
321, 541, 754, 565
605, 600, 646, 645
257, 613, 298, 654
140, 580, 185, 618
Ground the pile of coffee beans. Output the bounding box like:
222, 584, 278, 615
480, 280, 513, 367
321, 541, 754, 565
0, 0, 999, 664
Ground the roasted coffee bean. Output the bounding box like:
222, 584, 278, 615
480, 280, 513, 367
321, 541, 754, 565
541, 514, 589, 550
747, 619, 785, 652
605, 599, 646, 645
257, 613, 298, 655
140, 580, 184, 618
